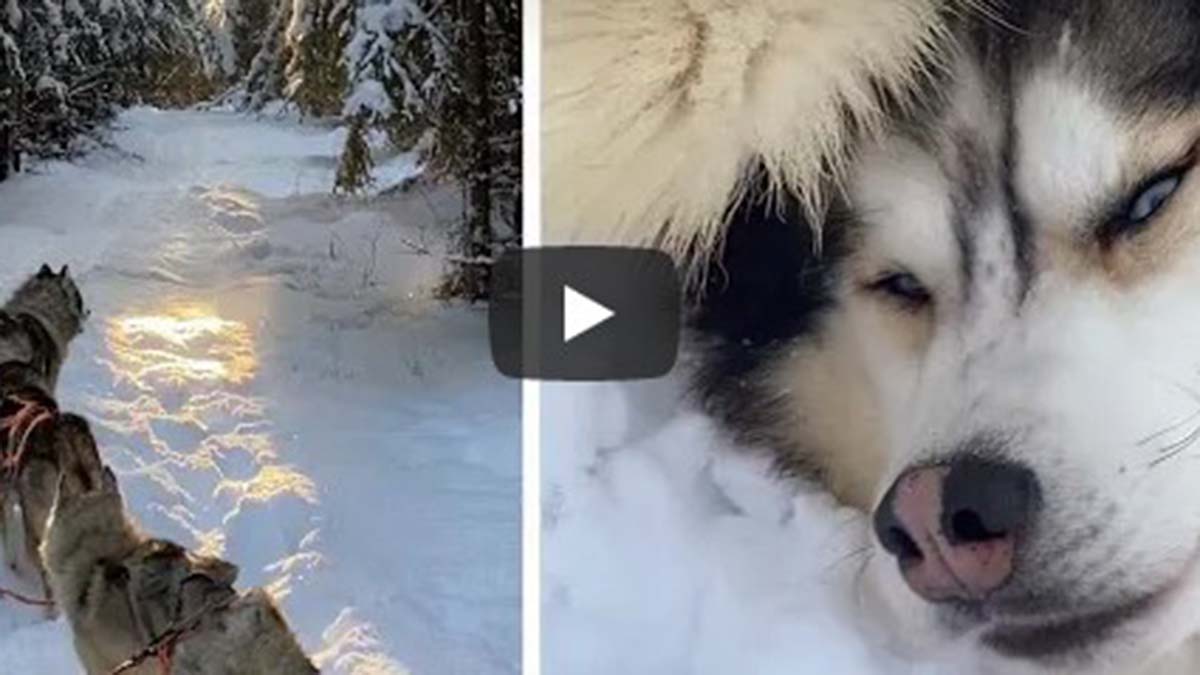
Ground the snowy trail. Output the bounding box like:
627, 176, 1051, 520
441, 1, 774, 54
0, 108, 519, 674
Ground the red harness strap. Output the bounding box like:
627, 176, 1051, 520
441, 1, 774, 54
0, 393, 55, 479
0, 585, 54, 608
155, 633, 177, 675
109, 593, 234, 675
111, 629, 179, 675
0, 393, 57, 611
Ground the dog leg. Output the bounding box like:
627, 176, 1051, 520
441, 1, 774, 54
18, 488, 54, 618
1, 494, 20, 574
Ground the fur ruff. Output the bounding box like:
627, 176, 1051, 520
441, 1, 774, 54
544, 0, 963, 268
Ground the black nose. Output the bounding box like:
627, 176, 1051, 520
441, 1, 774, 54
940, 459, 1040, 544
872, 458, 1041, 602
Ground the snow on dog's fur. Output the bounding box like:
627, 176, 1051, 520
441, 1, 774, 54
543, 0, 961, 265
692, 1, 1200, 673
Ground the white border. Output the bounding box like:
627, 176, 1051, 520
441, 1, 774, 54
521, 0, 542, 672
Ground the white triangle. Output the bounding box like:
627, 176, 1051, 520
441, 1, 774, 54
563, 285, 615, 343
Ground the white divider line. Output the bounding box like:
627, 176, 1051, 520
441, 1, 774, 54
521, 0, 543, 672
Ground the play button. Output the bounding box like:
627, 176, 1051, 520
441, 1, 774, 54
488, 247, 681, 380
563, 285, 614, 343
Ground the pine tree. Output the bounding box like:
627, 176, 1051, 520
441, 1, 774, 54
241, 0, 295, 109
286, 0, 354, 118
225, 0, 275, 73
343, 1, 410, 126
237, 0, 522, 299
0, 0, 228, 163
334, 112, 374, 195
421, 0, 520, 300
0, 25, 23, 180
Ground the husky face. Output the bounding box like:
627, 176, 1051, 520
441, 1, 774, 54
697, 1, 1200, 670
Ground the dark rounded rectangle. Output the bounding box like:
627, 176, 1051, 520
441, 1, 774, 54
489, 247, 681, 381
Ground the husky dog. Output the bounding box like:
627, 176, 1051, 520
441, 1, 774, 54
0, 263, 87, 396
543, 0, 959, 261
41, 465, 318, 675
0, 411, 104, 605
0, 265, 89, 598
691, 1, 1200, 673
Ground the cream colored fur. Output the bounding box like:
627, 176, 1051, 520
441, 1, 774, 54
543, 0, 961, 266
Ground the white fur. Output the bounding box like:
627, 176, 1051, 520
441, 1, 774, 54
1015, 69, 1126, 231
767, 45, 1200, 673
543, 0, 960, 267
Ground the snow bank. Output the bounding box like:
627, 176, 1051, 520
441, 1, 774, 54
543, 378, 928, 674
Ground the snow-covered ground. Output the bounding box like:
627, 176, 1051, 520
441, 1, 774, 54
542, 376, 962, 674
0, 107, 519, 674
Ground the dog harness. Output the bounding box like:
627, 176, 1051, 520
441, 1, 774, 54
0, 391, 56, 480
0, 391, 57, 609
109, 583, 237, 675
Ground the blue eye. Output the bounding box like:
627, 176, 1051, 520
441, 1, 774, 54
1127, 172, 1183, 225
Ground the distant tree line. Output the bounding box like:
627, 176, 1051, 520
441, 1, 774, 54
0, 0, 521, 300
0, 0, 227, 169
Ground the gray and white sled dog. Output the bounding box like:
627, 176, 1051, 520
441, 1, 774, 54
41, 463, 319, 675
0, 264, 88, 602
559, 0, 1200, 673
0, 263, 87, 396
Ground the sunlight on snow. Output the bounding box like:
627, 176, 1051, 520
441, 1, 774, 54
215, 464, 319, 515
105, 304, 257, 389
314, 609, 413, 675
95, 300, 320, 558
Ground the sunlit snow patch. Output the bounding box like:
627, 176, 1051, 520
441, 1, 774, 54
105, 304, 257, 389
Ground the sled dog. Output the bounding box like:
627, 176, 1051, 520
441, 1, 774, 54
41, 464, 319, 675
692, 1, 1200, 672
0, 265, 88, 601
0, 263, 86, 397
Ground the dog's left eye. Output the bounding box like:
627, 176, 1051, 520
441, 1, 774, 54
1104, 168, 1188, 241
1128, 173, 1182, 224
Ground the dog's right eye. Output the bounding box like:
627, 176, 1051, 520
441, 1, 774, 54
865, 270, 932, 309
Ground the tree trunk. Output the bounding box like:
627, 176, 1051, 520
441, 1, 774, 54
0, 122, 10, 182
462, 0, 492, 301
0, 81, 19, 182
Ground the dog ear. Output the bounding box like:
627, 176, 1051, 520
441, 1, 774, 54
37, 264, 53, 278
190, 554, 239, 587
59, 264, 69, 278
101, 466, 120, 494
58, 413, 103, 481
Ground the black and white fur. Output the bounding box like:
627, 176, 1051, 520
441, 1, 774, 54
694, 2, 1200, 673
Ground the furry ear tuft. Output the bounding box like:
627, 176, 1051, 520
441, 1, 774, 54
37, 264, 53, 278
